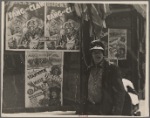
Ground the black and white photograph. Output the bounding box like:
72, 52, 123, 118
1, 1, 149, 117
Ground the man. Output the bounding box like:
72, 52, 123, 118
82, 40, 126, 115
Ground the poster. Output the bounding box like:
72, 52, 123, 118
25, 51, 63, 108
6, 1, 45, 50
108, 29, 127, 60
45, 3, 80, 50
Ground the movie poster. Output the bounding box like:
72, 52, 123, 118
45, 3, 80, 50
108, 29, 127, 60
6, 1, 45, 50
25, 51, 63, 108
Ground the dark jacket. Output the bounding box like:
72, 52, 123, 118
81, 60, 126, 115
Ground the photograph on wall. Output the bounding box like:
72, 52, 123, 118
5, 1, 45, 50
25, 51, 63, 108
108, 29, 127, 60
100, 28, 108, 58
45, 3, 80, 50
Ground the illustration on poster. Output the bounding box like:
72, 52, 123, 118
27, 81, 46, 95
8, 2, 45, 19
6, 2, 45, 50
47, 7, 72, 21
29, 2, 45, 11
27, 65, 62, 107
8, 8, 25, 19
108, 29, 127, 59
44, 65, 62, 88
25, 51, 63, 107
27, 68, 47, 79
31, 78, 44, 86
46, 3, 67, 8
44, 3, 80, 50
46, 17, 80, 50
29, 91, 43, 99
6, 2, 80, 50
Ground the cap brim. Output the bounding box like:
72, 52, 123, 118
91, 39, 101, 44
90, 46, 104, 50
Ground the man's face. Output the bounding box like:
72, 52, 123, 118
92, 49, 104, 64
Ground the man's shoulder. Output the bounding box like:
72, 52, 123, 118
103, 60, 121, 76
103, 60, 118, 69
108, 63, 118, 70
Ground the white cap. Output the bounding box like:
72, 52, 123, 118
89, 39, 104, 51
90, 46, 104, 50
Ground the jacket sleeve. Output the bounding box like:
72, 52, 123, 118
110, 65, 126, 115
